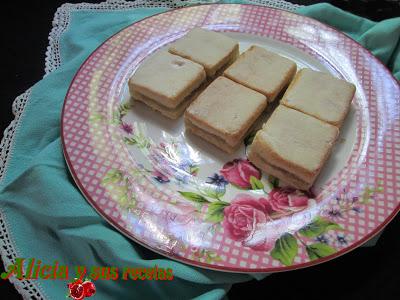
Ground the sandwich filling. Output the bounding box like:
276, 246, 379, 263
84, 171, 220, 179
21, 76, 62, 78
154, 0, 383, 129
132, 80, 208, 118
130, 71, 206, 109
185, 113, 263, 154
249, 151, 312, 189
185, 120, 241, 153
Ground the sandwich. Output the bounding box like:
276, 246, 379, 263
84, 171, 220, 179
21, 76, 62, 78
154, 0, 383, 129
168, 28, 239, 79
224, 45, 297, 102
185, 76, 267, 153
248, 105, 339, 190
129, 50, 207, 119
281, 68, 356, 127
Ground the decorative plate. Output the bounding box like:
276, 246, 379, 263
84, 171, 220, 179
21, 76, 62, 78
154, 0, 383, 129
61, 4, 400, 272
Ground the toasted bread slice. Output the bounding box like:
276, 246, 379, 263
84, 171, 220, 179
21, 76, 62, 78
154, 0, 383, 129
224, 45, 297, 102
169, 28, 239, 78
185, 76, 267, 152
129, 50, 206, 109
281, 68, 356, 127
248, 105, 338, 188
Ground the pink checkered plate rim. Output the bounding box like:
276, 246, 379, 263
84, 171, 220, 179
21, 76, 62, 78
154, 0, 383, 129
61, 4, 400, 272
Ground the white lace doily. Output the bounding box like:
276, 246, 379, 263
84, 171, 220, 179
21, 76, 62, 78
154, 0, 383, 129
0, 1, 301, 299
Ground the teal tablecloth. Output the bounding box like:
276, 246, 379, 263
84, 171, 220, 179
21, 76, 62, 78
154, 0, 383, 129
0, 1, 399, 299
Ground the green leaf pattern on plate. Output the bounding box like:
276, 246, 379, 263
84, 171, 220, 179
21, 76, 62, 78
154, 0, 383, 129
271, 233, 298, 266
250, 175, 264, 191
205, 202, 229, 223
299, 216, 343, 238
190, 249, 222, 263
101, 169, 136, 210
98, 101, 386, 266
306, 243, 337, 260
178, 191, 209, 203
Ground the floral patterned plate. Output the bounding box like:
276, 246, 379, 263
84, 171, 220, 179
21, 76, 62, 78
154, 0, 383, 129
61, 4, 400, 272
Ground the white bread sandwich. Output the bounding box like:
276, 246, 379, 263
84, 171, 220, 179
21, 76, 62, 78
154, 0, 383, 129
168, 28, 239, 79
281, 68, 356, 127
248, 105, 339, 190
185, 76, 267, 153
129, 50, 207, 119
224, 45, 297, 102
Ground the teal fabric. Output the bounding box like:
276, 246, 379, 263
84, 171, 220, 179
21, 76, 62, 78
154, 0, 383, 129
0, 2, 399, 299
297, 3, 400, 79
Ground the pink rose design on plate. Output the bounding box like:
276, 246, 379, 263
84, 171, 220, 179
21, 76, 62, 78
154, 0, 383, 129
222, 194, 273, 242
220, 159, 261, 189
269, 188, 310, 215
221, 189, 313, 251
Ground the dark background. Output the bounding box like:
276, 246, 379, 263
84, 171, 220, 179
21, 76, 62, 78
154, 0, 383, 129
1, 0, 399, 299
